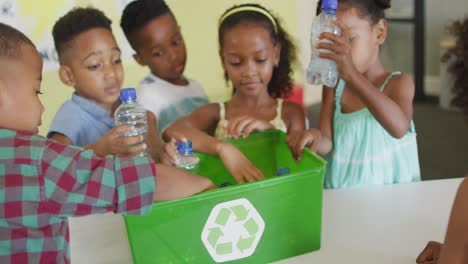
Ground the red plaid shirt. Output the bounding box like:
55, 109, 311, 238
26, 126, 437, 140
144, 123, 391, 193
0, 129, 156, 263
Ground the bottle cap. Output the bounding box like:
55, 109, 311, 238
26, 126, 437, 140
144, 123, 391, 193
322, 0, 338, 11
120, 88, 136, 101
177, 140, 193, 154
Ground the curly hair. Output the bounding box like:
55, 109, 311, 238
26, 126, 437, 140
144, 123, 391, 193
218, 3, 297, 99
52, 7, 112, 61
441, 17, 468, 121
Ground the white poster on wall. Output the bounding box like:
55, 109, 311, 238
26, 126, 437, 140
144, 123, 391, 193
0, 0, 75, 72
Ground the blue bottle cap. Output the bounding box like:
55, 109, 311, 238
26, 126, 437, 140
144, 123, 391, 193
275, 167, 291, 176
120, 88, 136, 101
219, 182, 231, 188
177, 140, 193, 154
322, 0, 338, 11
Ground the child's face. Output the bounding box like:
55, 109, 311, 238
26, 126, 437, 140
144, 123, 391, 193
59, 28, 123, 110
132, 13, 187, 85
0, 44, 44, 133
336, 3, 386, 73
220, 24, 280, 97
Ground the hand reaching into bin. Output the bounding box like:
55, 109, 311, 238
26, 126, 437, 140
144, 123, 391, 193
217, 142, 265, 183
286, 128, 331, 161
225, 115, 274, 139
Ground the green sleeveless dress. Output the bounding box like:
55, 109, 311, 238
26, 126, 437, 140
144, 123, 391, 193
325, 72, 421, 188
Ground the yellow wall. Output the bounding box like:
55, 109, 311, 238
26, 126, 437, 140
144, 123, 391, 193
2, 0, 319, 135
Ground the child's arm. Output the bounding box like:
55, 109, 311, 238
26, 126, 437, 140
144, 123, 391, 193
284, 101, 306, 132
49, 126, 147, 157
40, 140, 215, 218
417, 178, 468, 263
318, 22, 414, 138
154, 163, 215, 201
49, 132, 74, 145
164, 104, 264, 183
416, 241, 442, 264
145, 111, 164, 161
437, 178, 468, 263
41, 140, 156, 216
342, 71, 414, 138
224, 101, 305, 139
287, 87, 334, 160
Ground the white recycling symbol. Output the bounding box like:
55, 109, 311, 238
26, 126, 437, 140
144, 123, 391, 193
201, 198, 265, 263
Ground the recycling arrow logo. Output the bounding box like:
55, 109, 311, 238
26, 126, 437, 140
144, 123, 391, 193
201, 198, 265, 262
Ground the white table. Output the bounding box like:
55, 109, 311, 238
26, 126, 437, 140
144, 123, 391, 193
70, 178, 462, 264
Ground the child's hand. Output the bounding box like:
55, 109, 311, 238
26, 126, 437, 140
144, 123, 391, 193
204, 181, 218, 191
416, 241, 443, 264
226, 116, 274, 139
89, 125, 146, 156
217, 142, 264, 183
317, 21, 358, 82
158, 133, 188, 166
286, 128, 322, 162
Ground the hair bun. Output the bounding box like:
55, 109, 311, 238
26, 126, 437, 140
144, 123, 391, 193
375, 0, 391, 10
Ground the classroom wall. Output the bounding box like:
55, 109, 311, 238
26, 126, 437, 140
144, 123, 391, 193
0, 0, 319, 135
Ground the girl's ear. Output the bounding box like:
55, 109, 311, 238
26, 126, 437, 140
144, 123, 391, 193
273, 43, 282, 66
58, 65, 76, 87
219, 49, 227, 70
374, 18, 388, 45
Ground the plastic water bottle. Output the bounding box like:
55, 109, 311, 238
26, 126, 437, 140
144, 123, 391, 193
306, 0, 340, 87
114, 88, 148, 157
175, 140, 199, 170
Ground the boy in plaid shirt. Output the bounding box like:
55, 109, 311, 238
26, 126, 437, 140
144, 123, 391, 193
0, 23, 213, 264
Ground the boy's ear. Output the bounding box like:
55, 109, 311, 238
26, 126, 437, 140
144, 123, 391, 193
274, 43, 282, 66
374, 19, 388, 45
58, 65, 76, 87
133, 53, 146, 66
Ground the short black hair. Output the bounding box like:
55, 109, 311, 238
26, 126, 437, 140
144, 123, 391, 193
218, 3, 298, 99
0, 23, 35, 59
120, 0, 172, 50
52, 7, 112, 61
317, 0, 391, 24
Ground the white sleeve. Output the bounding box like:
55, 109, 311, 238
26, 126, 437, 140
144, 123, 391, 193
136, 85, 162, 119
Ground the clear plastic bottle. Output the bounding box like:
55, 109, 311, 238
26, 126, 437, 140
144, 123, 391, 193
114, 88, 148, 157
306, 0, 340, 88
175, 140, 200, 170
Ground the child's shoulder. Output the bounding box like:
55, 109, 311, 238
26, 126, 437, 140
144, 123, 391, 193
281, 100, 304, 117
137, 75, 206, 96
0, 129, 78, 162
53, 96, 93, 122
183, 102, 221, 126
388, 72, 414, 85
190, 102, 223, 119
384, 72, 415, 97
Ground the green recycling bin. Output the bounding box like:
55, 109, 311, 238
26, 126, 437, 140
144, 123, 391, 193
124, 130, 326, 263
